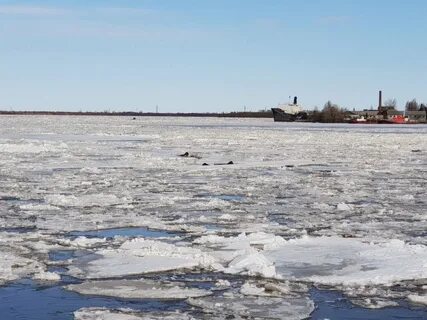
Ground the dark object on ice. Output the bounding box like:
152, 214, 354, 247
411, 149, 422, 153
179, 152, 202, 159
285, 165, 294, 168
213, 161, 234, 165
132, 117, 136, 120
202, 163, 209, 166
342, 234, 356, 238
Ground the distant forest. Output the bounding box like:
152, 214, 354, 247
0, 110, 273, 118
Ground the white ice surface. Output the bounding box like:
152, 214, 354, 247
188, 292, 314, 320
194, 232, 284, 278
0, 116, 426, 316
266, 236, 427, 286
66, 279, 211, 299
68, 238, 220, 279
74, 308, 198, 320
0, 250, 41, 285
408, 294, 427, 306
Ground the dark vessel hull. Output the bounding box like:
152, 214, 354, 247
271, 108, 308, 122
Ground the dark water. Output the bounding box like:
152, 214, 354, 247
0, 281, 425, 320
310, 289, 427, 320
69, 227, 177, 239
4, 229, 426, 320
49, 250, 75, 262
0, 226, 37, 233
0, 280, 188, 320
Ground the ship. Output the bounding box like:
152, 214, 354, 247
271, 97, 308, 122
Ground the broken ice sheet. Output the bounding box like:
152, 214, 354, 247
65, 279, 211, 299
73, 308, 200, 320
0, 250, 42, 285
265, 236, 427, 286
188, 292, 314, 320
408, 294, 427, 306
68, 238, 220, 279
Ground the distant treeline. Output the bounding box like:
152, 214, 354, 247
308, 101, 347, 123
0, 110, 273, 118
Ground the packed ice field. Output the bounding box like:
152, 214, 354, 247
0, 115, 426, 320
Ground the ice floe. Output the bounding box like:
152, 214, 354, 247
68, 238, 220, 279
408, 294, 427, 306
66, 279, 211, 299
45, 194, 129, 207
265, 236, 427, 286
188, 292, 314, 320
61, 236, 107, 248
74, 308, 196, 320
0, 250, 41, 285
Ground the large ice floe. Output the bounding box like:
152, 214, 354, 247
265, 235, 427, 286
66, 279, 211, 299
74, 308, 201, 320
68, 238, 220, 279
194, 232, 427, 287
188, 293, 314, 320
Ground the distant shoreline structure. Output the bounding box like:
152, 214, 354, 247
1, 91, 426, 124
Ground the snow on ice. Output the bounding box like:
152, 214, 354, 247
66, 279, 211, 299
0, 116, 426, 319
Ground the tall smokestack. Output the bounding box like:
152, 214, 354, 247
378, 90, 382, 109
293, 96, 298, 105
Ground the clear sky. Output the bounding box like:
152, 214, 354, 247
0, 0, 426, 112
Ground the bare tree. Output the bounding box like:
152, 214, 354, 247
321, 101, 345, 123
405, 99, 419, 111
383, 98, 397, 108
309, 106, 321, 122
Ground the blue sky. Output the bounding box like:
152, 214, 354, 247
0, 0, 426, 112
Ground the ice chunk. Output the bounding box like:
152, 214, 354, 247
188, 292, 314, 320
0, 249, 43, 285
194, 232, 286, 278
218, 213, 236, 221
215, 279, 231, 288
240, 281, 292, 297
408, 294, 427, 306
69, 238, 220, 279
74, 308, 196, 320
33, 271, 61, 282
266, 236, 427, 286
62, 236, 107, 248
19, 204, 60, 211
45, 194, 129, 207
194, 232, 286, 251
66, 279, 211, 299
336, 203, 353, 211
225, 250, 277, 278
240, 282, 268, 296
350, 297, 399, 309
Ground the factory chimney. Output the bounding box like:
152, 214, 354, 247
293, 96, 298, 105
378, 90, 382, 110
